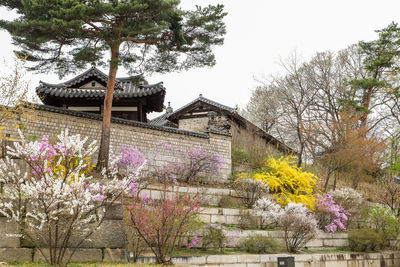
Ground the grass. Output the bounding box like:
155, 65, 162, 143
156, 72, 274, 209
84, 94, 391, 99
172, 248, 247, 256
300, 248, 354, 254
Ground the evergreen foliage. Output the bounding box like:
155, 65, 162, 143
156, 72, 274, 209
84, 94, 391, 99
0, 0, 227, 76
349, 22, 400, 126
0, 0, 227, 169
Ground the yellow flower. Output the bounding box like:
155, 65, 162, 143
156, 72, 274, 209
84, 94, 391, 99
249, 156, 318, 210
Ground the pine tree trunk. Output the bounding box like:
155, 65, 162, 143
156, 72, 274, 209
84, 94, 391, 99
96, 47, 120, 171
360, 86, 373, 130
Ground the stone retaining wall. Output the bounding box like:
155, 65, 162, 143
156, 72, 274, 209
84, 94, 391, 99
0, 200, 126, 262
188, 229, 349, 250
137, 252, 400, 267
0, 199, 127, 263
141, 184, 237, 206
3, 107, 232, 183
0, 248, 127, 263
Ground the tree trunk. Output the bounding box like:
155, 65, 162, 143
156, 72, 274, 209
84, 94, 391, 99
360, 86, 373, 130
352, 164, 361, 189
323, 170, 333, 192
333, 171, 338, 191
96, 47, 120, 171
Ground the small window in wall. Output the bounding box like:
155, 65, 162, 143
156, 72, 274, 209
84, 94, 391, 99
91, 81, 96, 87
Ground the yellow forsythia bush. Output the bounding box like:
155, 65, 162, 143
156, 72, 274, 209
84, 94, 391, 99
248, 156, 318, 209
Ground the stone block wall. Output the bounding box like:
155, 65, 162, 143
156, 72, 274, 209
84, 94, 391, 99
137, 252, 400, 267
3, 107, 232, 183
140, 184, 236, 206
0, 202, 127, 263
179, 117, 209, 132
1, 202, 399, 264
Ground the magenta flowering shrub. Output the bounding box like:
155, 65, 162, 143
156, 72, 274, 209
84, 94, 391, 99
155, 143, 224, 183
126, 183, 203, 264
187, 235, 199, 249
112, 144, 147, 194
114, 144, 146, 170
184, 147, 224, 183
315, 193, 349, 232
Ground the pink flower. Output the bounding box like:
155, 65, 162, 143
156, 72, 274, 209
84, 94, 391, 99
115, 145, 145, 170
129, 182, 138, 196
92, 194, 106, 201
187, 235, 199, 249
141, 192, 148, 202
317, 193, 350, 233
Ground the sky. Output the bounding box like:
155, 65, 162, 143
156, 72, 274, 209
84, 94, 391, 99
0, 0, 400, 119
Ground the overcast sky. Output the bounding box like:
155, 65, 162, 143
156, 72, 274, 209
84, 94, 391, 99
1, 0, 400, 119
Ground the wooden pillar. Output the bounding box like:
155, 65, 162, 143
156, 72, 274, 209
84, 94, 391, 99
138, 103, 143, 122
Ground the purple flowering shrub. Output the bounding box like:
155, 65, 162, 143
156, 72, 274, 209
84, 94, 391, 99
112, 144, 147, 195
330, 188, 363, 228
315, 193, 349, 232
114, 144, 146, 170
187, 235, 199, 249
155, 144, 224, 183
183, 147, 224, 183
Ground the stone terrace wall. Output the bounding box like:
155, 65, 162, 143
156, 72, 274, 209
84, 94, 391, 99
138, 252, 400, 267
3, 106, 231, 183
0, 202, 126, 263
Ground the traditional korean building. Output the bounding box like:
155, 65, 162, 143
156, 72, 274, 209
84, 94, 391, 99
36, 66, 165, 122
150, 94, 295, 155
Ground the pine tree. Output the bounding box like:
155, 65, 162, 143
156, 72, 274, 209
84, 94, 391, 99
350, 22, 400, 129
0, 0, 226, 169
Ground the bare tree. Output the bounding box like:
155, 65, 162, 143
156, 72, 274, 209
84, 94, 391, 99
245, 85, 284, 134
0, 57, 35, 123
247, 52, 317, 167
246, 46, 388, 187
0, 56, 39, 140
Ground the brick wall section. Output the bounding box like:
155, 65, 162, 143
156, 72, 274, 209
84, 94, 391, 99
4, 108, 232, 183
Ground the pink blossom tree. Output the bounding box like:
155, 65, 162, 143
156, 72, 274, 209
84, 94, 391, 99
126, 155, 204, 265
126, 189, 203, 264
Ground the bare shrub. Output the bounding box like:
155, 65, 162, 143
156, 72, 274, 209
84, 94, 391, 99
233, 177, 268, 208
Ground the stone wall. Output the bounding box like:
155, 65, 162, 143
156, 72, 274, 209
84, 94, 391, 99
0, 201, 127, 263
0, 202, 398, 264
179, 117, 210, 132
177, 114, 285, 162
137, 252, 400, 267
3, 106, 232, 183
230, 121, 282, 159
190, 229, 350, 251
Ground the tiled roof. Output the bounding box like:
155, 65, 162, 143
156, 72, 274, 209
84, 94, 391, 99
34, 104, 212, 138
167, 95, 236, 119
36, 66, 165, 99
166, 95, 296, 154
149, 113, 169, 126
